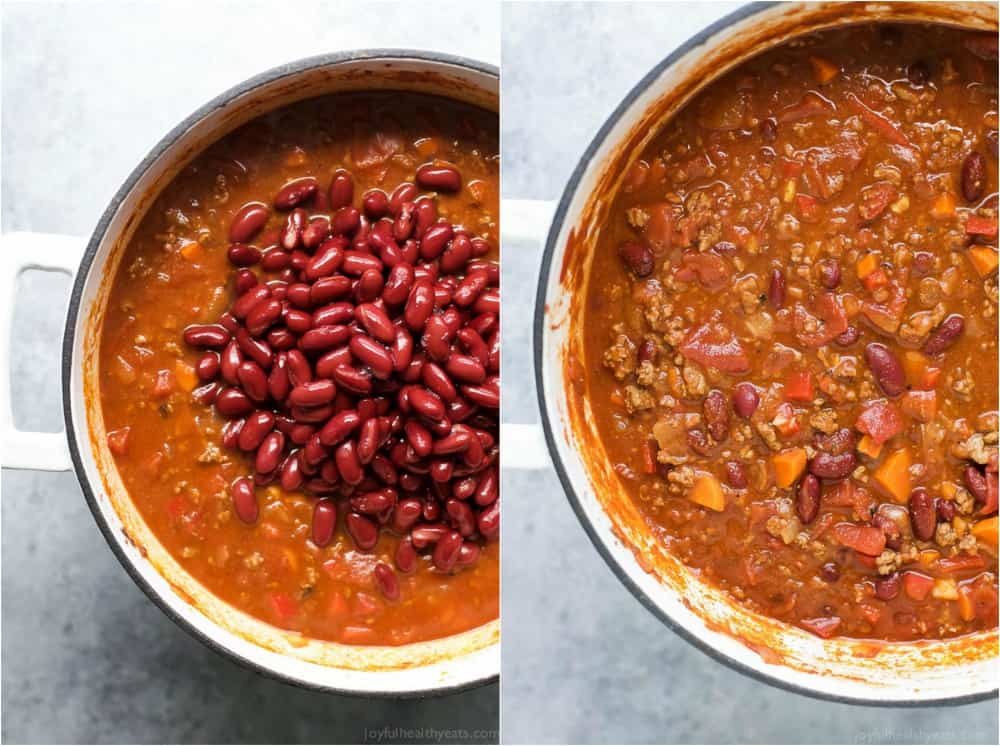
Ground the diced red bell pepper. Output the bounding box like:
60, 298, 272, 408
966, 215, 998, 238
270, 592, 299, 622
795, 194, 820, 222
937, 554, 986, 573
784, 370, 814, 402
800, 616, 842, 639
107, 426, 131, 456
858, 602, 882, 625
833, 522, 887, 556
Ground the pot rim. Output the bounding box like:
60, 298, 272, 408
532, 2, 998, 706
61, 48, 499, 698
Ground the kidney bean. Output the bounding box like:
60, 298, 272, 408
333, 206, 361, 236
227, 243, 261, 267
461, 382, 499, 409
432, 530, 464, 572
298, 218, 328, 250
232, 285, 272, 320
819, 562, 839, 582
964, 465, 989, 504
234, 269, 259, 296
864, 343, 905, 397
394, 538, 417, 573
408, 387, 446, 420
192, 382, 221, 406
332, 365, 372, 395
312, 301, 354, 328
796, 474, 820, 524
808, 452, 856, 479
355, 303, 395, 344
962, 151, 986, 202
320, 410, 362, 447
352, 489, 395, 515
299, 325, 351, 354
261, 249, 292, 273
183, 324, 230, 349
392, 499, 423, 533
196, 352, 220, 382
307, 499, 337, 547
356, 418, 381, 464
350, 335, 394, 379
216, 388, 254, 417
768, 269, 786, 308
246, 298, 283, 337
388, 182, 419, 215
290, 423, 315, 446
446, 499, 476, 537
818, 259, 841, 289
923, 314, 964, 356
415, 163, 461, 192
732, 382, 759, 419
341, 250, 383, 276
305, 238, 346, 281
875, 572, 901, 601
273, 176, 318, 210
363, 189, 389, 217
288, 380, 337, 408
372, 562, 400, 601
834, 326, 860, 347
872, 512, 903, 550
231, 477, 258, 524
617, 240, 654, 277
237, 410, 274, 451
420, 223, 453, 260
456, 542, 480, 568
725, 462, 748, 490
815, 427, 856, 456
328, 169, 354, 210
230, 202, 270, 243
909, 487, 937, 541
357, 269, 384, 303
255, 431, 285, 474
937, 499, 956, 522
276, 451, 303, 491
310, 275, 352, 306
393, 201, 416, 242
443, 354, 485, 385
472, 289, 499, 315
235, 360, 268, 402
453, 270, 489, 308
440, 233, 472, 274
346, 512, 378, 550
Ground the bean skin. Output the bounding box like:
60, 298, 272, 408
923, 314, 965, 356
231, 478, 258, 524
311, 499, 337, 547
909, 488, 937, 541
230, 202, 270, 243
328, 169, 354, 210
374, 563, 401, 601
415, 163, 461, 192
796, 474, 820, 524
732, 383, 759, 419
808, 452, 857, 479
864, 342, 905, 397
273, 176, 318, 210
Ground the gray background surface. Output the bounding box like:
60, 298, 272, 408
500, 2, 999, 744
1, 2, 498, 743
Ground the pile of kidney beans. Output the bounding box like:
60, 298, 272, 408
182, 163, 499, 600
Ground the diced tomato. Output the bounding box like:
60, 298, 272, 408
966, 215, 998, 238
749, 499, 780, 527
799, 616, 842, 638
784, 370, 814, 402
151, 369, 176, 399
677, 251, 731, 290
270, 592, 299, 621
106, 426, 131, 456
937, 554, 987, 573
679, 319, 750, 374
902, 571, 935, 601
833, 522, 886, 556
845, 93, 914, 149
823, 480, 875, 522
855, 399, 904, 445
795, 193, 820, 222
808, 512, 835, 541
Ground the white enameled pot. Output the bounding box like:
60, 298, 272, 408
507, 2, 999, 704
1, 51, 498, 697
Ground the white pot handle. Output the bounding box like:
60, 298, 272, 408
499, 199, 557, 471
0, 232, 84, 471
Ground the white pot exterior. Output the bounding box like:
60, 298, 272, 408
534, 3, 998, 704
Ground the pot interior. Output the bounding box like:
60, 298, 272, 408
541, 2, 997, 702
67, 54, 499, 694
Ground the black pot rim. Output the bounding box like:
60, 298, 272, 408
61, 48, 499, 699
531, 2, 997, 708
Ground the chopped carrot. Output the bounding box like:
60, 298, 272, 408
931, 192, 956, 219
967, 244, 999, 276
918, 549, 941, 568
179, 241, 203, 262
902, 571, 935, 601
966, 214, 998, 238
857, 434, 883, 459
872, 447, 912, 503
901, 350, 929, 388
971, 516, 998, 547
809, 55, 840, 84
174, 360, 198, 393
773, 447, 807, 489
856, 252, 879, 279
688, 474, 725, 512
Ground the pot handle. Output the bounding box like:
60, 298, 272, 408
0, 232, 83, 471
497, 198, 558, 471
